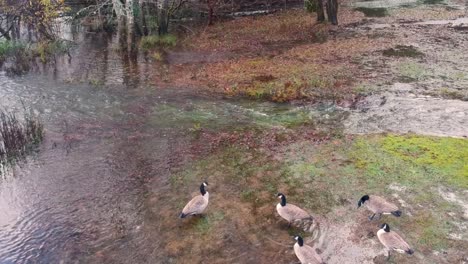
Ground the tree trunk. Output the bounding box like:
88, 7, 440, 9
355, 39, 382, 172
112, 0, 125, 20
139, 0, 148, 35
316, 0, 325, 22
157, 0, 170, 35
96, 0, 103, 30
208, 6, 214, 25
126, 0, 135, 32
326, 0, 338, 25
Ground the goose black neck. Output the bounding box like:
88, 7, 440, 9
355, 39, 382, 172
297, 236, 304, 246
280, 195, 286, 206
200, 184, 206, 196
383, 224, 390, 232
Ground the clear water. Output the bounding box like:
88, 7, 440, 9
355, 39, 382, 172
0, 26, 346, 263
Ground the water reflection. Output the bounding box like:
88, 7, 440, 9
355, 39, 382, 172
17, 18, 152, 90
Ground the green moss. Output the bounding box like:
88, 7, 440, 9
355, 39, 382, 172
380, 135, 468, 187
343, 135, 468, 190
140, 34, 177, 50
397, 62, 427, 82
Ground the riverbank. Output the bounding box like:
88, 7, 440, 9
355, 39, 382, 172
149, 0, 467, 104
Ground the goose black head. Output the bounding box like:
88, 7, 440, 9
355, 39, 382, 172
200, 181, 208, 196
294, 235, 304, 246
277, 193, 286, 206
358, 195, 370, 208
380, 223, 390, 232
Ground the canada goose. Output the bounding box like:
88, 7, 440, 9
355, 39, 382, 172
357, 195, 402, 220
179, 182, 209, 218
293, 235, 324, 264
276, 193, 313, 226
377, 223, 414, 260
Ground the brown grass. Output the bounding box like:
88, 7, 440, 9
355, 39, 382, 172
0, 110, 43, 167
154, 8, 396, 102
184, 10, 317, 53
152, 3, 464, 102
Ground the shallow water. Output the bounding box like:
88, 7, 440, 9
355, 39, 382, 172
1, 17, 467, 264
0, 71, 336, 263
0, 26, 349, 263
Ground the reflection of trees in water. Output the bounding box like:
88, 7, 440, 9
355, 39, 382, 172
118, 19, 140, 89
22, 21, 152, 88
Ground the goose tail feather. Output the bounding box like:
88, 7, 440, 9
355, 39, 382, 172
293, 217, 320, 235
391, 210, 402, 217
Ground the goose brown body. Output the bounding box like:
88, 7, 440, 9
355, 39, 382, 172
366, 195, 399, 214
377, 224, 414, 255
277, 203, 311, 222
358, 195, 401, 219
180, 182, 209, 218
276, 193, 312, 223
293, 236, 324, 264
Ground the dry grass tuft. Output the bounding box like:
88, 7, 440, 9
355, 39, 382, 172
0, 109, 43, 168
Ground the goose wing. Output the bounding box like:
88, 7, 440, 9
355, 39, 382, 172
380, 231, 412, 252
369, 195, 399, 213
281, 204, 311, 221
182, 195, 207, 215
389, 231, 412, 252
295, 244, 323, 264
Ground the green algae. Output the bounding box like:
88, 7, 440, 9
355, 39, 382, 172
380, 135, 468, 188
150, 102, 316, 131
